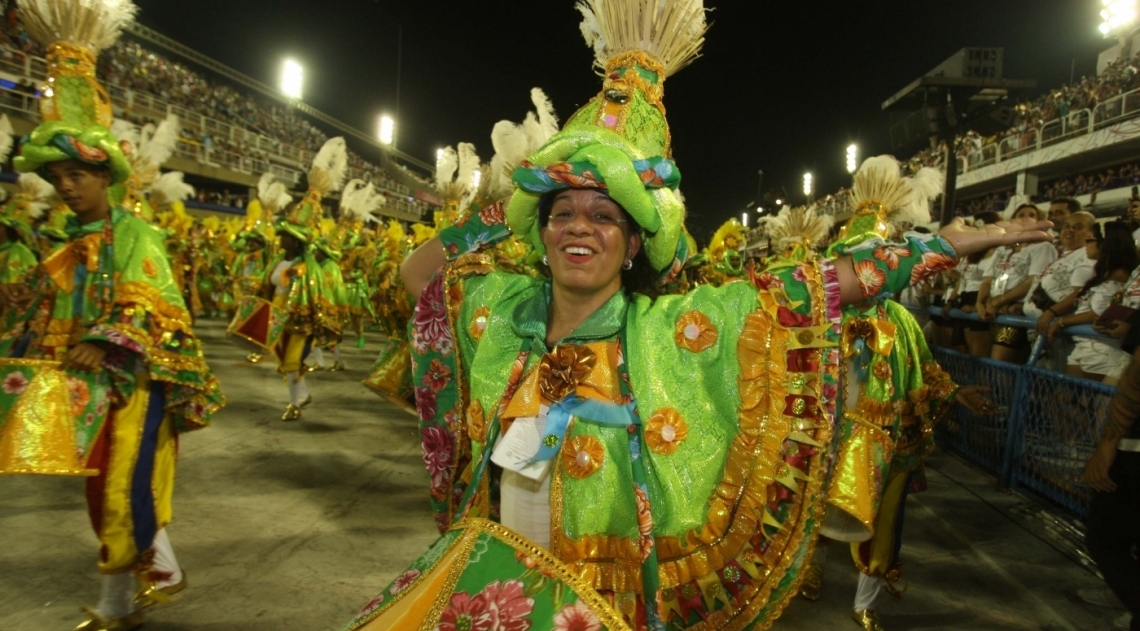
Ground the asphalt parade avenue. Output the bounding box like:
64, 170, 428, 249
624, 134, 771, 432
0, 318, 1124, 630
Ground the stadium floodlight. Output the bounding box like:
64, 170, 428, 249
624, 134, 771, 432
472, 169, 482, 188
741, 212, 749, 227
846, 144, 859, 174
378, 115, 395, 145
803, 172, 813, 197
436, 148, 444, 161
1100, 0, 1138, 36
775, 198, 783, 206
280, 59, 303, 100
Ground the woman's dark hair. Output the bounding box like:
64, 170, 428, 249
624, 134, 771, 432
536, 190, 656, 296
967, 211, 1003, 264
1080, 220, 1139, 296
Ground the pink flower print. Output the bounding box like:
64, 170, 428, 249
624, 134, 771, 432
2, 371, 28, 395
358, 592, 385, 617
421, 425, 454, 492
438, 591, 493, 631
552, 602, 602, 631
415, 386, 439, 421
480, 580, 534, 631
413, 279, 452, 356
389, 568, 421, 595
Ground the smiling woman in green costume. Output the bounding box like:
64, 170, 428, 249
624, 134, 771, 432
342, 1, 1053, 630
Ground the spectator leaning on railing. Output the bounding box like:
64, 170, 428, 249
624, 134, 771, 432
944, 211, 1003, 358
1046, 220, 1139, 383
978, 203, 1057, 363
1022, 212, 1096, 370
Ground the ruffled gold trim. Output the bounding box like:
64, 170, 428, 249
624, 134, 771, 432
563, 435, 605, 479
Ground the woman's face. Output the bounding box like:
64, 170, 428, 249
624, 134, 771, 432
1061, 216, 1091, 251
541, 189, 640, 299
1013, 205, 1040, 221
1129, 199, 1140, 221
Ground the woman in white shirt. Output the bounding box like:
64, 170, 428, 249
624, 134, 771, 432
943, 211, 1002, 357
979, 204, 1058, 362
1046, 221, 1140, 381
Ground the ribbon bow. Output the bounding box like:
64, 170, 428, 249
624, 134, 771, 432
538, 344, 597, 403
41, 232, 104, 293
842, 317, 897, 384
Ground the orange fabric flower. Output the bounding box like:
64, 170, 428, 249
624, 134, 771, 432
467, 400, 487, 443
563, 434, 605, 479
674, 310, 717, 352
469, 306, 491, 342
539, 345, 597, 403
644, 407, 688, 455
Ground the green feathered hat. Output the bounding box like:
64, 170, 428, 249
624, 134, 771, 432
277, 137, 348, 245
505, 0, 708, 276
11, 0, 137, 185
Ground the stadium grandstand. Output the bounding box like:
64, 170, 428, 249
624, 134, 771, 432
0, 14, 439, 223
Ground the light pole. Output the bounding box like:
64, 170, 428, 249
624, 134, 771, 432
741, 211, 749, 228
846, 144, 859, 174
280, 59, 303, 100
803, 172, 814, 203
378, 115, 395, 147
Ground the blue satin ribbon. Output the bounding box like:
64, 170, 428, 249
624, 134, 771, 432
531, 394, 637, 463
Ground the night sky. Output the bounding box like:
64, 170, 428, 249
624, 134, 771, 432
134, 1, 1109, 241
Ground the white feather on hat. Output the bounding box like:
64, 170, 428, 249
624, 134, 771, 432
148, 171, 194, 210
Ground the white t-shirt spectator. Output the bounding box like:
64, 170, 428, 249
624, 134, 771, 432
1119, 266, 1140, 309
1021, 248, 1096, 318
956, 253, 995, 295
984, 242, 1057, 299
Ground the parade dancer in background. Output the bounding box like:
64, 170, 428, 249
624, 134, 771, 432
0, 2, 224, 627
267, 138, 346, 420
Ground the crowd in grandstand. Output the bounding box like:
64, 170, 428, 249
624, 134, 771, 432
0, 7, 439, 219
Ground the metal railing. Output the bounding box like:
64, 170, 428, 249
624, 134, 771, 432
914, 306, 1117, 517
0, 45, 417, 200
955, 85, 1140, 175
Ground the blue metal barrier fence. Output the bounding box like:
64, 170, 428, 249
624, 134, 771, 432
910, 306, 1117, 517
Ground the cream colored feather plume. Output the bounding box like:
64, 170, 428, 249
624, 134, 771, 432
530, 88, 560, 141
21, 0, 137, 54
308, 137, 348, 195
110, 119, 140, 150
138, 114, 180, 168
897, 167, 944, 226
761, 205, 834, 250
340, 178, 385, 223
435, 146, 458, 190
848, 156, 912, 218
257, 173, 293, 215
148, 171, 194, 209
15, 173, 54, 220
0, 115, 14, 166
576, 0, 709, 78
456, 143, 481, 191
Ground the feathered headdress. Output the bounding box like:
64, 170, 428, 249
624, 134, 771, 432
761, 205, 834, 251
339, 178, 386, 225
0, 172, 55, 245
507, 0, 709, 276
148, 171, 194, 211
14, 0, 136, 184
827, 156, 944, 255
257, 172, 293, 216
487, 88, 561, 201
307, 136, 348, 197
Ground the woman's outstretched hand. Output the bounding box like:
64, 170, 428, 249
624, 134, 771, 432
938, 217, 1053, 257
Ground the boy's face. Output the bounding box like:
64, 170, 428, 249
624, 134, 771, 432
44, 160, 111, 215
